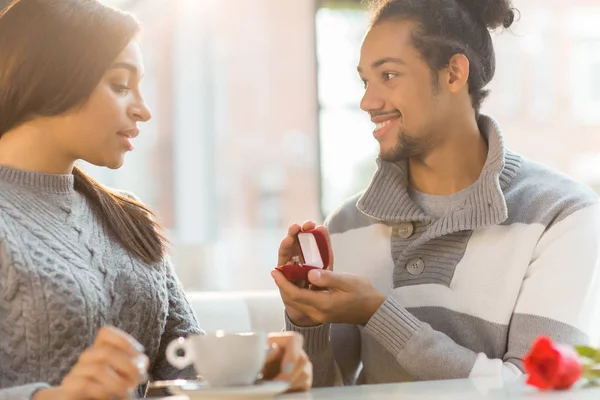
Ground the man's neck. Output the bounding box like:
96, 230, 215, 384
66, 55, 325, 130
407, 116, 488, 195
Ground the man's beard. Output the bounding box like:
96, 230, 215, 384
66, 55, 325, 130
379, 127, 432, 162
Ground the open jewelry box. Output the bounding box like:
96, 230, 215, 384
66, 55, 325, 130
275, 229, 330, 281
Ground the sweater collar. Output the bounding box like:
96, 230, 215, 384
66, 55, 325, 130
0, 165, 75, 194
357, 114, 522, 237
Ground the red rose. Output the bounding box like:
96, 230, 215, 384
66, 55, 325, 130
524, 336, 582, 390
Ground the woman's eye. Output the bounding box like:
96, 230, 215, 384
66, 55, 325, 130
112, 84, 131, 94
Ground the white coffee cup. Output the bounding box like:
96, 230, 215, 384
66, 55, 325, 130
166, 330, 269, 387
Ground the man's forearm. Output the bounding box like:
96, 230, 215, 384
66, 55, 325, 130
365, 296, 523, 381
284, 314, 342, 387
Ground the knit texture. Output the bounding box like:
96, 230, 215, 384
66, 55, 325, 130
0, 166, 201, 399
286, 114, 600, 387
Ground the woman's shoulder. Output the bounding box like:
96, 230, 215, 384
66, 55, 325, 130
0, 192, 27, 241
108, 188, 155, 217
107, 187, 143, 203
112, 188, 139, 200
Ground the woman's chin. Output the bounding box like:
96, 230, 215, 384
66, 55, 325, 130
82, 154, 126, 170
106, 157, 125, 170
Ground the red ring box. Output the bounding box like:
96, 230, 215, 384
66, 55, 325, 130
275, 229, 330, 281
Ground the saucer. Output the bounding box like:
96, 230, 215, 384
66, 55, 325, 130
168, 380, 290, 399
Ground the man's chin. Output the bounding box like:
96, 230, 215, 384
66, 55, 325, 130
379, 146, 406, 163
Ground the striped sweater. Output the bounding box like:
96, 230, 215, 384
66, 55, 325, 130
286, 115, 600, 387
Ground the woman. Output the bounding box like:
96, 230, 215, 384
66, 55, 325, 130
0, 0, 312, 399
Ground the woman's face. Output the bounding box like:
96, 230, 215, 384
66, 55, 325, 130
57, 40, 152, 169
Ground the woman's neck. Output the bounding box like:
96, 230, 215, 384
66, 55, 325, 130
0, 124, 75, 174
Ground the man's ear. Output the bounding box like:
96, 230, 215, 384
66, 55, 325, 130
444, 53, 470, 93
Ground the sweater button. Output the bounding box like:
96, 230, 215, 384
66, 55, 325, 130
406, 257, 425, 275
397, 222, 414, 239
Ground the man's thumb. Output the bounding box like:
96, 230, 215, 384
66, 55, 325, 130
307, 268, 341, 288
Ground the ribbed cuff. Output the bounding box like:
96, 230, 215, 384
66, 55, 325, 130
364, 296, 422, 354
284, 312, 331, 355
0, 382, 52, 400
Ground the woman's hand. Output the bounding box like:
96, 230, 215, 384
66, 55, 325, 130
261, 332, 312, 392
33, 326, 149, 400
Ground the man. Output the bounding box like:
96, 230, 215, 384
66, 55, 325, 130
271, 0, 600, 388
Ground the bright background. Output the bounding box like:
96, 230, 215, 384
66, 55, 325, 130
93, 0, 600, 293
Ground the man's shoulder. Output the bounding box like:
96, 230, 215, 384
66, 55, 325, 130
325, 191, 380, 235
505, 153, 599, 227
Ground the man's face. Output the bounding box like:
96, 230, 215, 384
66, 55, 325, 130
358, 20, 448, 162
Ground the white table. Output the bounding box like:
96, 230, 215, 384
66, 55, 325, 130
279, 376, 600, 400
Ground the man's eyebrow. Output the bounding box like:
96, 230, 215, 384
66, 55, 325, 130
357, 57, 407, 73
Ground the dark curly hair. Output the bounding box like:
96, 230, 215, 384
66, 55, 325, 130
366, 0, 518, 112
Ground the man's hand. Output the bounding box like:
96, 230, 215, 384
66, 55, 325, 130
272, 268, 386, 326
275, 221, 334, 327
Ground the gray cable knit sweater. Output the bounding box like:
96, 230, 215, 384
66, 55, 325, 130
0, 165, 201, 399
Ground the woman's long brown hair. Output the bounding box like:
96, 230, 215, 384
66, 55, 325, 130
0, 0, 168, 264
